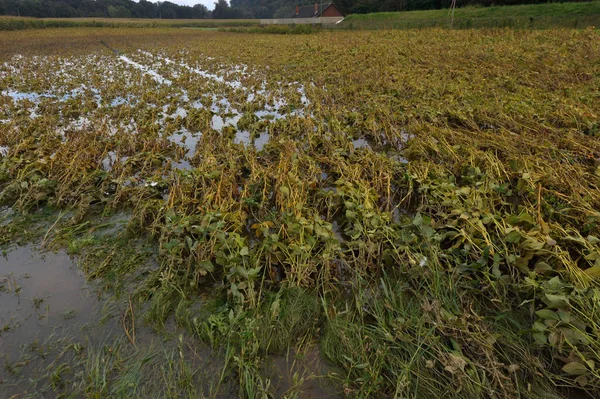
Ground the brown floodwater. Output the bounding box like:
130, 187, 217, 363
269, 348, 343, 398
0, 246, 103, 363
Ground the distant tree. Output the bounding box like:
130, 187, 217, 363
108, 5, 131, 18
159, 1, 179, 18
18, 0, 40, 17
0, 0, 218, 19
138, 0, 158, 18
53, 1, 75, 17
193, 3, 210, 18
212, 0, 228, 18
213, 0, 243, 18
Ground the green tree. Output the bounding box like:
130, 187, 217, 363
107, 4, 131, 18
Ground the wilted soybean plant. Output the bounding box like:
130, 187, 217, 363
1, 27, 600, 398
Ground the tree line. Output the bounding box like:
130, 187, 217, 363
228, 0, 592, 18
0, 0, 591, 19
0, 0, 210, 19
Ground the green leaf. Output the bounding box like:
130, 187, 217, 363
198, 260, 214, 273
247, 266, 262, 279
457, 187, 471, 195
521, 237, 545, 251
532, 332, 547, 346
413, 213, 423, 227
557, 310, 571, 323
420, 225, 435, 238
584, 265, 600, 278
505, 230, 522, 244
532, 321, 547, 332
544, 293, 569, 308
517, 213, 535, 226
205, 170, 220, 179
562, 362, 588, 376
574, 374, 589, 387
270, 297, 281, 319
534, 261, 553, 274
535, 309, 559, 321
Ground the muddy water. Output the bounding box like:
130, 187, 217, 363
0, 246, 104, 362
269, 348, 342, 398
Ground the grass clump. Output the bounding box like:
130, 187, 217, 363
226, 24, 322, 35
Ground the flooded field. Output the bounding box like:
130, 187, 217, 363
0, 47, 310, 175
0, 245, 113, 396
0, 244, 336, 397
1, 27, 600, 397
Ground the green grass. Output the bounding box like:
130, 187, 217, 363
340, 1, 600, 30
0, 16, 259, 31
224, 24, 322, 34
3, 331, 233, 398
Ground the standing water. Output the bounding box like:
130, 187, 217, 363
0, 246, 103, 362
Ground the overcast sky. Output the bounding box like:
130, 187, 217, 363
156, 0, 216, 10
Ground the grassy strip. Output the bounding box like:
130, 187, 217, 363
0, 16, 259, 31
340, 1, 600, 30
224, 24, 322, 34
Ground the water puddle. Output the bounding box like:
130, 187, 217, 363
62, 86, 102, 105
170, 159, 192, 170
157, 52, 243, 89
2, 51, 311, 157
119, 55, 172, 86
2, 90, 54, 102
352, 138, 371, 149
234, 131, 251, 146
110, 96, 128, 106
101, 151, 129, 172
2, 85, 101, 107
0, 246, 104, 362
234, 131, 271, 151
183, 62, 244, 90
212, 113, 242, 130
140, 51, 242, 90
168, 128, 200, 158
392, 154, 409, 164
268, 348, 341, 398
255, 131, 270, 151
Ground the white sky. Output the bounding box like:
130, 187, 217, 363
155, 0, 217, 10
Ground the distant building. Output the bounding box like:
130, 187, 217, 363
290, 3, 344, 19
260, 2, 344, 26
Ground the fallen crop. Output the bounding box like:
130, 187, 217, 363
1, 27, 599, 398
